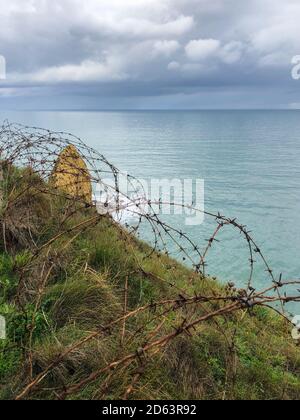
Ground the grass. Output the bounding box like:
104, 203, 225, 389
0, 168, 300, 400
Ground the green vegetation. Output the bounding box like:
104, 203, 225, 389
0, 166, 300, 400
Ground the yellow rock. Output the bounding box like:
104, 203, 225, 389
51, 145, 92, 203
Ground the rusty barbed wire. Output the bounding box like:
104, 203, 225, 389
0, 121, 299, 400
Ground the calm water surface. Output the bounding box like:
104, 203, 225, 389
1, 110, 299, 311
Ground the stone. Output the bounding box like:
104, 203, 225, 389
51, 145, 92, 204
0, 315, 6, 340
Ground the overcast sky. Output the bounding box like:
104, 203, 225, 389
0, 0, 300, 109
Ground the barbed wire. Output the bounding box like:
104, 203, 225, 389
0, 121, 299, 400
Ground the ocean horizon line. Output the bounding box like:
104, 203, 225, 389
1, 108, 300, 113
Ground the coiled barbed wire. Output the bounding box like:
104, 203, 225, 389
0, 120, 299, 400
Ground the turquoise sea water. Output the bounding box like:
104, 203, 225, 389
1, 110, 300, 310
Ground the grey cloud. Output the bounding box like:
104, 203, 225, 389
0, 0, 299, 108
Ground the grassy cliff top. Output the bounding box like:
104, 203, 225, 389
0, 164, 299, 400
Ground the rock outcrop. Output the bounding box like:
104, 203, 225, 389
51, 145, 92, 203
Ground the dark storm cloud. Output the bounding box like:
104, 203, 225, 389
0, 0, 299, 108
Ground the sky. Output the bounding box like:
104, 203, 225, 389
0, 0, 300, 110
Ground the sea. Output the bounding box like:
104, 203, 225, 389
1, 110, 299, 313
